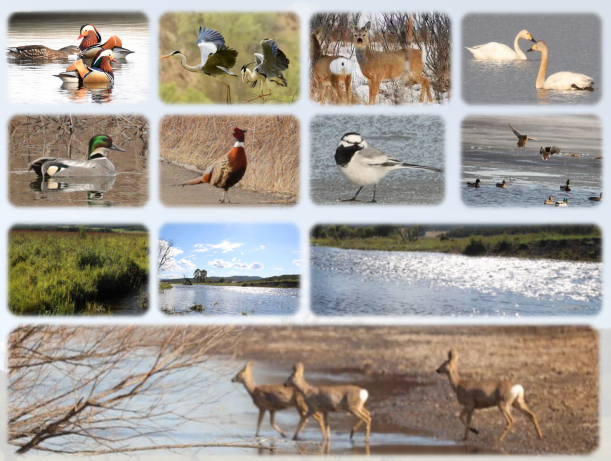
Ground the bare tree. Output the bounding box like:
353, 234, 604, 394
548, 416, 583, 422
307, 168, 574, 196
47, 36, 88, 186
7, 325, 274, 455
398, 225, 423, 243
158, 238, 177, 274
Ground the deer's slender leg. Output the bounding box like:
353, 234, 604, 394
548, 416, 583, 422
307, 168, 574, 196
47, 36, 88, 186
514, 397, 543, 439
459, 407, 477, 440
255, 409, 265, 437
269, 410, 287, 438
352, 407, 372, 442
498, 404, 515, 442
292, 409, 314, 441
323, 412, 331, 440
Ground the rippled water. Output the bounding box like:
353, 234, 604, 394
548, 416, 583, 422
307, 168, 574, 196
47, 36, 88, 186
8, 13, 148, 104
462, 14, 601, 105
159, 284, 299, 316
462, 115, 602, 207
107, 282, 148, 316
311, 247, 601, 316
310, 115, 445, 205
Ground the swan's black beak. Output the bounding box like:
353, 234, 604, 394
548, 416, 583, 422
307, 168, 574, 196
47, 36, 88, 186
530, 36, 536, 43
527, 46, 535, 52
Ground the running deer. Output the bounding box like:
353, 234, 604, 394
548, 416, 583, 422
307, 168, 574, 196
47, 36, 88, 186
349, 21, 432, 104
436, 350, 543, 442
310, 28, 354, 104
283, 362, 372, 441
232, 361, 325, 439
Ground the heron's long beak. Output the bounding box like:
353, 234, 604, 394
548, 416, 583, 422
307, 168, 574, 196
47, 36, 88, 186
160, 54, 173, 60
110, 143, 126, 152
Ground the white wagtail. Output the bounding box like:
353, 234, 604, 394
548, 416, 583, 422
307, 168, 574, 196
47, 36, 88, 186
334, 132, 443, 202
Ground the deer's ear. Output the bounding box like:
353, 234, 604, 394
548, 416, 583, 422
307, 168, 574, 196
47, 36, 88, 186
449, 350, 458, 361
246, 360, 254, 368
364, 21, 371, 31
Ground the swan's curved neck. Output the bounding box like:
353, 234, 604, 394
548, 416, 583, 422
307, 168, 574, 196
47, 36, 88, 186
535, 47, 548, 89
178, 53, 202, 73
514, 34, 527, 60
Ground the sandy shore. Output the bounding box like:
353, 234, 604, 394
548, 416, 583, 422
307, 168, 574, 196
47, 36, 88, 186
159, 161, 296, 206
230, 326, 597, 455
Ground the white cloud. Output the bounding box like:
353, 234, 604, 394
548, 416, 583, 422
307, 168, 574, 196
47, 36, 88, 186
232, 263, 248, 269
293, 259, 302, 267
273, 268, 283, 271
193, 248, 209, 253
232, 257, 236, 262
178, 258, 197, 270
259, 245, 265, 249
241, 252, 244, 255
210, 240, 243, 253
292, 250, 301, 253
159, 273, 184, 279
209, 259, 233, 269
248, 262, 263, 270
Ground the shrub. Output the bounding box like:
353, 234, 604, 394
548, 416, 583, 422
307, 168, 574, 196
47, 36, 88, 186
464, 238, 486, 256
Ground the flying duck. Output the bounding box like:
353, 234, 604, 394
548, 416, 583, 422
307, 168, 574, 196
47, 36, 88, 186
510, 123, 537, 149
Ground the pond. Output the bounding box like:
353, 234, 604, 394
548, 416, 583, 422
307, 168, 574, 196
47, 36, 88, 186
8, 12, 148, 104
462, 14, 601, 105
310, 246, 601, 316
159, 284, 299, 316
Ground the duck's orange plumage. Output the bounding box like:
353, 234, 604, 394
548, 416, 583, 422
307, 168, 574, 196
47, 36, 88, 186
181, 127, 248, 204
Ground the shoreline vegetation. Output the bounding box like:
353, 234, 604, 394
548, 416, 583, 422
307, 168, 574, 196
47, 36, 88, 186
10, 226, 149, 315
311, 225, 601, 263
159, 276, 299, 290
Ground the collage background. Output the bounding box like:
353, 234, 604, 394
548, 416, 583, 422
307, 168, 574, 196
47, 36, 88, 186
1, 1, 610, 459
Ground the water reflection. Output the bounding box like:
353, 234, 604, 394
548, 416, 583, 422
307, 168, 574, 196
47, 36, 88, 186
8, 12, 148, 104
29, 176, 117, 206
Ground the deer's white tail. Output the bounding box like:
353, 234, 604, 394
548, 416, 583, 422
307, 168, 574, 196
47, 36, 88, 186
359, 389, 369, 404
510, 384, 524, 402
330, 58, 354, 76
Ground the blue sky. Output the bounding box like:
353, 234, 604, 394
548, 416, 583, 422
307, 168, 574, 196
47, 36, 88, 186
159, 223, 301, 279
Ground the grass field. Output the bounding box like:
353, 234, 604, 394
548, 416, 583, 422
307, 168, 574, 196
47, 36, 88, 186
9, 228, 149, 315
160, 115, 299, 196
312, 232, 601, 262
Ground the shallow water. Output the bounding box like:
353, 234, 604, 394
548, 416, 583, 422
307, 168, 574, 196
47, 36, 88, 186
9, 119, 148, 207
462, 14, 601, 105
165, 358, 457, 455
311, 247, 601, 316
462, 115, 602, 207
107, 282, 148, 315
8, 13, 148, 104
310, 115, 445, 205
159, 284, 299, 316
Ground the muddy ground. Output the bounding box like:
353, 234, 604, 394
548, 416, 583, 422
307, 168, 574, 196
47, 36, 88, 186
159, 161, 296, 206
227, 326, 598, 455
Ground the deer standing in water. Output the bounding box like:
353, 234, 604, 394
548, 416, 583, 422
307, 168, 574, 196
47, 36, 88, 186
231, 361, 325, 439
310, 28, 353, 104
284, 362, 372, 442
349, 20, 432, 104
436, 350, 543, 442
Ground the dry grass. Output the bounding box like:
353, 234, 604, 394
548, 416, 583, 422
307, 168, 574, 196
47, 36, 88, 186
160, 115, 299, 197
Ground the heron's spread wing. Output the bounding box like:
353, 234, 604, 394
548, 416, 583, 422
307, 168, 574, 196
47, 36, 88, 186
254, 53, 264, 66
260, 39, 290, 73
509, 123, 522, 139
205, 45, 238, 74
197, 27, 225, 48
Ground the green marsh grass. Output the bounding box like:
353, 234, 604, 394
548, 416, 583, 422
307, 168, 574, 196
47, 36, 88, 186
9, 229, 148, 315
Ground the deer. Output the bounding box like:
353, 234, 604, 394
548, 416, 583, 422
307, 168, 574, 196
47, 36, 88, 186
310, 28, 353, 104
283, 362, 371, 442
349, 21, 432, 104
436, 350, 543, 443
231, 361, 325, 439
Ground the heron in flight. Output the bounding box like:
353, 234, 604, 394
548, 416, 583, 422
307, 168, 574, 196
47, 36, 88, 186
241, 39, 290, 102
160, 26, 238, 104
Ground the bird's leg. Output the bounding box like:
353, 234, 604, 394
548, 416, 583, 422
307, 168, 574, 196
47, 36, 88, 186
370, 185, 377, 203
221, 82, 232, 105
219, 190, 232, 204
341, 186, 363, 202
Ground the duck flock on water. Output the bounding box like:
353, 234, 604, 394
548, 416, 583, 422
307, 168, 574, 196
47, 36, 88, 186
8, 23, 134, 88
466, 122, 602, 207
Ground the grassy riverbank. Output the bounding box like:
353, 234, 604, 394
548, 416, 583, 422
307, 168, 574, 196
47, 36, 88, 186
10, 228, 149, 315
159, 282, 174, 290
312, 230, 601, 262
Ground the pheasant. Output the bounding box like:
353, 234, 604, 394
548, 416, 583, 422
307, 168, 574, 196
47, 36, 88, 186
181, 127, 248, 203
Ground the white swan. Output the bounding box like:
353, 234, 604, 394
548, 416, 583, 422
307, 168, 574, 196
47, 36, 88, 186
466, 30, 535, 61
527, 40, 594, 90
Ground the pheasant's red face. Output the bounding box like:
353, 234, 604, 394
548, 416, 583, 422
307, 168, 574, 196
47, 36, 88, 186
232, 128, 247, 139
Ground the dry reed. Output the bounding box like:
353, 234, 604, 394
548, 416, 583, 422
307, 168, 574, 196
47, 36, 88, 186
160, 115, 300, 197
